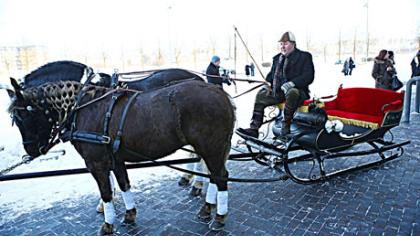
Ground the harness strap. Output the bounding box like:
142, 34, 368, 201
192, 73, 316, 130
112, 92, 141, 154
103, 91, 125, 135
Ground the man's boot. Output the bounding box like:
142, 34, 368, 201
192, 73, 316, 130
280, 119, 291, 136
281, 105, 295, 136
237, 111, 263, 138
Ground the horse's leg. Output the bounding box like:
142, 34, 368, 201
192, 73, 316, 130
190, 157, 207, 196
195, 144, 230, 231
96, 172, 116, 213
90, 168, 115, 235
113, 161, 137, 224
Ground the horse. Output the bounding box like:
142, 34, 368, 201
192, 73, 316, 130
6, 77, 235, 234
20, 60, 209, 205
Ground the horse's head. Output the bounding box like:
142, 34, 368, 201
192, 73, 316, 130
7, 78, 57, 157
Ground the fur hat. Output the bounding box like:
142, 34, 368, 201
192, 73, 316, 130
278, 31, 296, 43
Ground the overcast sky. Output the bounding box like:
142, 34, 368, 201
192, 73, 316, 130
0, 0, 419, 54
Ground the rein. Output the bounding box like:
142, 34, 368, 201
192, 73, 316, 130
122, 147, 289, 183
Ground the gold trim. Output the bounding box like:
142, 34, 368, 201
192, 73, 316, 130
327, 115, 379, 129
277, 102, 324, 113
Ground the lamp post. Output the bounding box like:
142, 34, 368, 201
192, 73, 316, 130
365, 0, 369, 60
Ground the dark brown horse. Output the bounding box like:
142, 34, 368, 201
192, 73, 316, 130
6, 78, 235, 234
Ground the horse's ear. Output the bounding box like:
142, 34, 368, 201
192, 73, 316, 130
10, 77, 21, 91
10, 77, 23, 100
6, 89, 15, 99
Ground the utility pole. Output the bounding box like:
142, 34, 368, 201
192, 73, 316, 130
234, 31, 237, 78
365, 0, 370, 60
338, 29, 342, 62
353, 29, 357, 61
260, 36, 264, 63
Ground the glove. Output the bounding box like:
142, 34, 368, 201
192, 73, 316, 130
281, 81, 295, 94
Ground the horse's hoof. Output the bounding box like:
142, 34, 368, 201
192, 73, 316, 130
209, 214, 227, 231
197, 203, 214, 222
190, 186, 202, 197
100, 222, 113, 235
178, 177, 191, 187
122, 208, 137, 224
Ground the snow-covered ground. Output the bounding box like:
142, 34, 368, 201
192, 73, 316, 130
0, 52, 415, 224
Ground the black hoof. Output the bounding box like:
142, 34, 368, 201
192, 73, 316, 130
190, 186, 202, 197
100, 222, 113, 235
178, 177, 191, 187
122, 208, 137, 225
209, 214, 227, 231
197, 203, 214, 222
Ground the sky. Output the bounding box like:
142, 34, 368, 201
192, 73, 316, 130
0, 0, 419, 57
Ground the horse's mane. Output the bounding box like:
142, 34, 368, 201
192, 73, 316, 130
23, 61, 89, 88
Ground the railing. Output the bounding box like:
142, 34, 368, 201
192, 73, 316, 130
402, 76, 420, 124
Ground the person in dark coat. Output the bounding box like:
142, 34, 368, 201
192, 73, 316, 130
238, 31, 315, 137
250, 63, 255, 76
245, 64, 251, 76
410, 50, 420, 78
348, 57, 355, 75
206, 55, 231, 87
342, 60, 349, 76
372, 49, 394, 90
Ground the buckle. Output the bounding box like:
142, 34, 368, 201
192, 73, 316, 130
102, 136, 111, 144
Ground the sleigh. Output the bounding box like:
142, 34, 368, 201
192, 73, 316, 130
236, 86, 410, 184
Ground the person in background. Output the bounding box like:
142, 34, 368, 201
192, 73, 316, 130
206, 55, 231, 88
342, 59, 349, 76
410, 50, 420, 78
245, 64, 251, 76
348, 57, 355, 75
388, 51, 395, 65
250, 63, 255, 76
372, 49, 394, 90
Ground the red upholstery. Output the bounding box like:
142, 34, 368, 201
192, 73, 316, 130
322, 87, 404, 127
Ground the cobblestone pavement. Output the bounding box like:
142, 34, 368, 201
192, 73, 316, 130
1, 114, 419, 236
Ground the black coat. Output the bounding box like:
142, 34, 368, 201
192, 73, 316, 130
372, 59, 394, 89
266, 48, 315, 99
206, 63, 222, 85
411, 56, 420, 78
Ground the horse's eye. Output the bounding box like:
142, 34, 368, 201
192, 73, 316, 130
26, 106, 34, 112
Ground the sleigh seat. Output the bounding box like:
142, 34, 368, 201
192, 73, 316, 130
322, 87, 404, 129
276, 87, 404, 130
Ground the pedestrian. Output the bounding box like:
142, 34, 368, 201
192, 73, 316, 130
206, 55, 231, 88
348, 57, 355, 75
342, 59, 349, 76
250, 63, 255, 76
410, 50, 420, 78
237, 31, 315, 137
245, 64, 251, 76
372, 49, 394, 90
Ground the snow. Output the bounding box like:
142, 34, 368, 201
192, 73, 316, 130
0, 52, 415, 224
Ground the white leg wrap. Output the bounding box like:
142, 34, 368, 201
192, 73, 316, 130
205, 183, 217, 204
104, 201, 116, 224
121, 189, 135, 210
109, 173, 116, 195
217, 191, 228, 215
